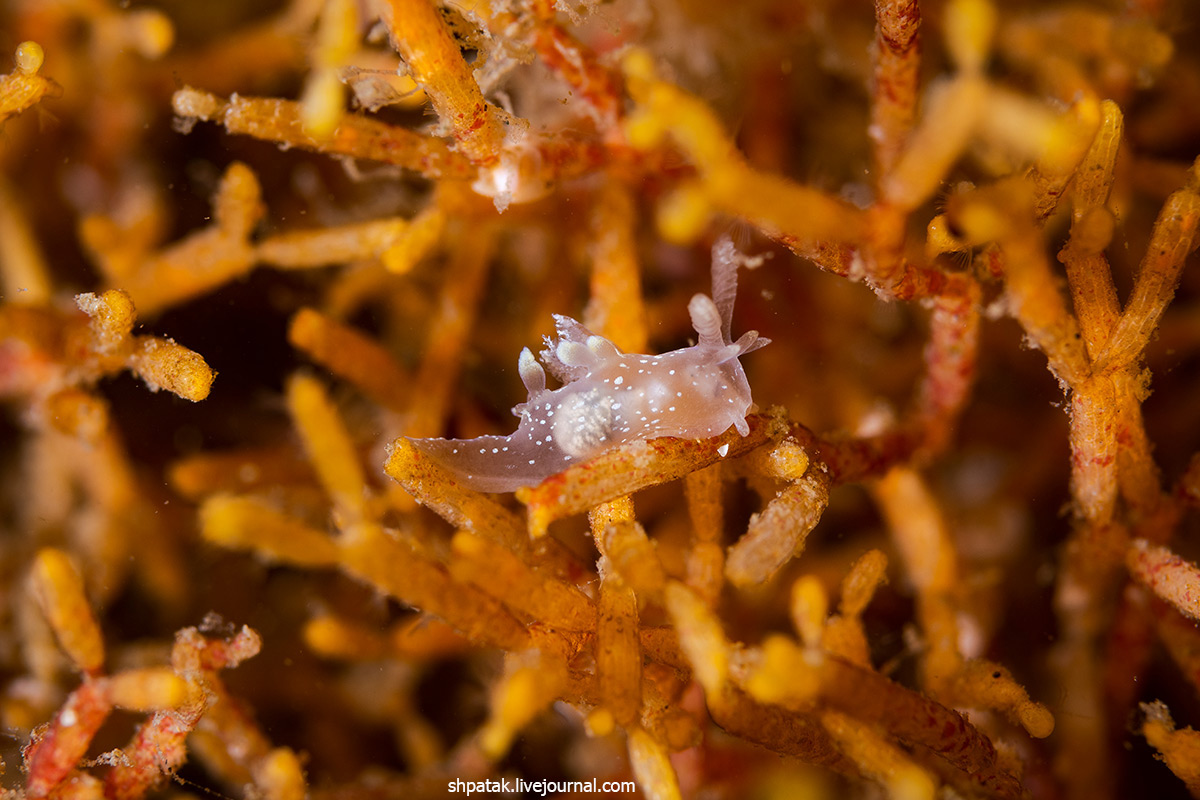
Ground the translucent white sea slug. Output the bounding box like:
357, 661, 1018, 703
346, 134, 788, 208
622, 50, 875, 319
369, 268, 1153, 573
407, 238, 769, 492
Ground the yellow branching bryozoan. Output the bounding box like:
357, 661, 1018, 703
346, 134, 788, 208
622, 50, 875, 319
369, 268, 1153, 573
286, 372, 368, 521
1142, 701, 1200, 795
1127, 539, 1200, 622
591, 498, 646, 730
172, 88, 476, 179
106, 667, 196, 711
298, 0, 357, 139
449, 530, 596, 631
1, 42, 61, 126
820, 709, 936, 800
87, 161, 264, 314
478, 647, 568, 761
822, 549, 888, 666
0, 175, 53, 303
725, 466, 831, 588
30, 548, 106, 676
378, 0, 509, 167
287, 307, 410, 411
6, 0, 1200, 798
622, 49, 869, 250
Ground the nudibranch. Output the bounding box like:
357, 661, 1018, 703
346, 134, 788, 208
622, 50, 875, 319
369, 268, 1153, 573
407, 238, 769, 492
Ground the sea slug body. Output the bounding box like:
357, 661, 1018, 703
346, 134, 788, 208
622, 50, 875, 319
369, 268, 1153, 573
407, 238, 770, 492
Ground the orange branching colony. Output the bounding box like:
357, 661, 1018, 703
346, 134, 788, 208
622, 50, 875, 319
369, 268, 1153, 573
1, 0, 1199, 798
